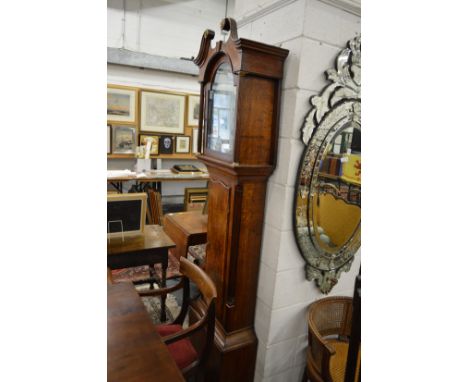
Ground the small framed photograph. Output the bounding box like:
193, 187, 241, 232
112, 125, 136, 154
139, 135, 159, 156
176, 136, 191, 154
187, 94, 200, 127
107, 85, 138, 124
159, 135, 174, 154
141, 91, 185, 134
107, 124, 111, 154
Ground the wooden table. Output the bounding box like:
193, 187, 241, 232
107, 173, 209, 193
163, 211, 208, 260
107, 225, 175, 322
108, 282, 184, 382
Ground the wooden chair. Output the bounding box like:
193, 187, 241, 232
303, 296, 355, 382
138, 257, 217, 382
148, 188, 164, 226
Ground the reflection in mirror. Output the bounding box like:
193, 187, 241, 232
207, 62, 237, 155
293, 35, 361, 294
310, 124, 361, 253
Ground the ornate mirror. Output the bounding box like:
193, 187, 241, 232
294, 35, 361, 294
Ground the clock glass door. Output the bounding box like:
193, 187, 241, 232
207, 62, 237, 159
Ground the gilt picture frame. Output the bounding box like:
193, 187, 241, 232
184, 187, 208, 211
107, 85, 138, 124
175, 136, 191, 154
107, 124, 111, 154
139, 135, 159, 156
111, 125, 136, 154
187, 94, 200, 127
141, 91, 185, 134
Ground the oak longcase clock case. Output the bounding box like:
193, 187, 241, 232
193, 18, 288, 382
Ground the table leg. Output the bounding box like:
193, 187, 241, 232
148, 264, 156, 290
160, 257, 168, 322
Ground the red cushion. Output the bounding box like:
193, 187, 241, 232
156, 324, 198, 370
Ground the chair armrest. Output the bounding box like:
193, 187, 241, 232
137, 277, 184, 297
309, 321, 336, 355
308, 318, 336, 379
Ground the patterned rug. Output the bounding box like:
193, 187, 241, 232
111, 250, 181, 284
111, 250, 182, 325
136, 283, 181, 325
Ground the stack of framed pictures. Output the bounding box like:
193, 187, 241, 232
184, 187, 208, 212
107, 84, 200, 158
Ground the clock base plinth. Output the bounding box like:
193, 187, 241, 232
206, 320, 258, 382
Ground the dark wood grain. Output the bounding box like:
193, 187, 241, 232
194, 17, 288, 382
107, 225, 175, 256
107, 282, 184, 382
163, 211, 208, 260
107, 225, 175, 321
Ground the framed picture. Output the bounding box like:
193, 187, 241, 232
192, 127, 199, 154
184, 187, 208, 211
107, 85, 137, 124
187, 94, 200, 127
175, 136, 190, 154
107, 124, 111, 154
111, 125, 136, 154
107, 193, 147, 237
140, 91, 185, 134
159, 135, 174, 154
139, 135, 159, 156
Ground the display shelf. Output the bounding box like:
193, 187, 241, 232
107, 154, 135, 159
156, 154, 198, 160
107, 154, 198, 160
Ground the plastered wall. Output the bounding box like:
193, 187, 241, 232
232, 1, 361, 380
108, 0, 230, 59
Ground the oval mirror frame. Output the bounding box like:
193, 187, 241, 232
293, 35, 361, 294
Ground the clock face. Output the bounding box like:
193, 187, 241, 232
207, 62, 237, 157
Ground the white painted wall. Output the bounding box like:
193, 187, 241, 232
108, 0, 230, 59
233, 1, 361, 381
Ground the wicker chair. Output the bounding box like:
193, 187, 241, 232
303, 297, 354, 382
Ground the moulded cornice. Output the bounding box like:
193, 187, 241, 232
318, 0, 361, 16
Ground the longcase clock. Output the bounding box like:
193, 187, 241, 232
193, 18, 288, 382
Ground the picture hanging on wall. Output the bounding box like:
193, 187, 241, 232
159, 135, 174, 154
139, 135, 159, 156
107, 124, 111, 154
111, 125, 136, 154
107, 85, 138, 124
175, 136, 191, 154
192, 127, 199, 153
186, 94, 200, 127
140, 91, 185, 134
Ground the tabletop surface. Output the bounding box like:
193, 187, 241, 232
107, 282, 184, 382
164, 211, 208, 235
107, 225, 176, 255
107, 173, 209, 182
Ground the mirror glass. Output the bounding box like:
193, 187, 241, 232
293, 35, 361, 294
309, 124, 360, 253
207, 62, 237, 156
